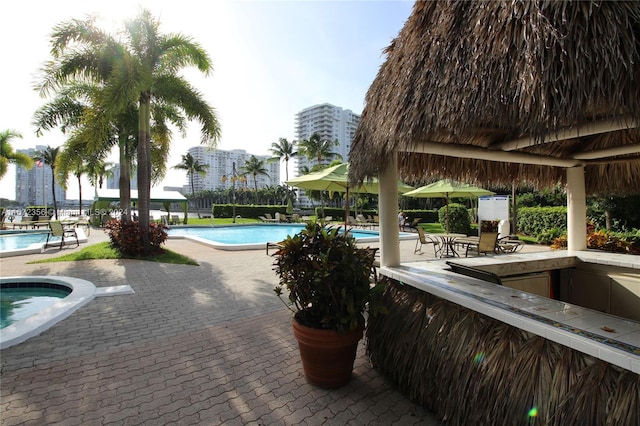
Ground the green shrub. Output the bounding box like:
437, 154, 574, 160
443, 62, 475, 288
439, 203, 471, 234
537, 227, 565, 245
517, 206, 567, 236
104, 219, 168, 256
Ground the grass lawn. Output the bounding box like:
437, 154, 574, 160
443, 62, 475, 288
29, 242, 199, 265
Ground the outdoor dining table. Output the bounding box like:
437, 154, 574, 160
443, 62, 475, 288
435, 233, 467, 258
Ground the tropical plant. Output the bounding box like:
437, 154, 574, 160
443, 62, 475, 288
297, 132, 341, 167
241, 155, 269, 194
38, 10, 221, 253
34, 60, 137, 221
55, 145, 89, 215
173, 152, 209, 195
104, 219, 168, 256
0, 130, 32, 178
273, 221, 386, 335
33, 146, 61, 219
268, 137, 297, 182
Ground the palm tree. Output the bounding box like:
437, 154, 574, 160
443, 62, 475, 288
34, 146, 60, 219
297, 133, 341, 217
0, 130, 33, 178
56, 144, 91, 216
38, 11, 221, 252
241, 155, 270, 193
173, 152, 209, 196
297, 133, 341, 167
268, 137, 297, 182
34, 66, 138, 222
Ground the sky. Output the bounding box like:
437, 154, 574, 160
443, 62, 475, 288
0, 0, 414, 201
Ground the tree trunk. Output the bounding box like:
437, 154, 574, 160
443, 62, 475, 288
138, 94, 152, 254
119, 133, 132, 222
77, 173, 82, 217
50, 166, 58, 220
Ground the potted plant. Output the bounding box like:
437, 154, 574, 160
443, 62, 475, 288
273, 221, 386, 388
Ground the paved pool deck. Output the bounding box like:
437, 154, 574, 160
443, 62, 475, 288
0, 226, 549, 425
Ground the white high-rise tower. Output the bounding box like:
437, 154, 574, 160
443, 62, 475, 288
293, 103, 361, 207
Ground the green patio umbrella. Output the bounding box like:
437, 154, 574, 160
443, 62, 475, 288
402, 180, 495, 233
286, 163, 413, 226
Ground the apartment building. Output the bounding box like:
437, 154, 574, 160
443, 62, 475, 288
15, 145, 66, 206
186, 147, 279, 192
293, 103, 361, 207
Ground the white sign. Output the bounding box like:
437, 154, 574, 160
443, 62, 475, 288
478, 196, 509, 222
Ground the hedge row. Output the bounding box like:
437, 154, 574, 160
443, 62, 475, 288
517, 206, 567, 237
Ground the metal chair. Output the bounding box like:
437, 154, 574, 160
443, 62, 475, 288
45, 221, 79, 249
415, 227, 441, 256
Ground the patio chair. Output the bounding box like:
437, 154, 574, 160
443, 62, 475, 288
45, 221, 79, 249
406, 218, 422, 232
497, 236, 524, 253
415, 227, 441, 256
464, 232, 499, 257
170, 214, 180, 225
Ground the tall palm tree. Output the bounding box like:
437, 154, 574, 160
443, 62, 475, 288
0, 130, 33, 178
173, 152, 209, 196
297, 133, 341, 217
34, 66, 138, 221
38, 11, 221, 252
56, 144, 91, 216
297, 133, 341, 167
241, 155, 270, 193
34, 146, 60, 219
268, 137, 297, 182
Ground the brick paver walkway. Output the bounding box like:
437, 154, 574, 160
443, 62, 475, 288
1, 231, 442, 425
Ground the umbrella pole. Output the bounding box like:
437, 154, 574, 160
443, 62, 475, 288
446, 194, 450, 233
344, 187, 350, 228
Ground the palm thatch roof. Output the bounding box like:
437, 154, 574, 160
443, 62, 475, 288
350, 1, 640, 194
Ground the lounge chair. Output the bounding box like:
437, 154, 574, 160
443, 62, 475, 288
415, 227, 441, 256
264, 213, 278, 222
497, 236, 524, 253
463, 232, 499, 256
356, 214, 369, 228
45, 221, 79, 249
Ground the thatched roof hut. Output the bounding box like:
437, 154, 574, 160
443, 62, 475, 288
350, 1, 640, 195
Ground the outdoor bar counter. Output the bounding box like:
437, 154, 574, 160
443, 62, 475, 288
367, 250, 639, 424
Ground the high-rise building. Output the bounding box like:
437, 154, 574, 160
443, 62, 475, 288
15, 145, 66, 206
106, 164, 138, 190
185, 147, 279, 193
293, 103, 361, 207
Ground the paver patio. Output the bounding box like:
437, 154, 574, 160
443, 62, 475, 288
1, 229, 446, 425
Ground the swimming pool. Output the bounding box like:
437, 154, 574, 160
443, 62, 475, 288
0, 232, 49, 255
0, 229, 88, 257
169, 224, 416, 251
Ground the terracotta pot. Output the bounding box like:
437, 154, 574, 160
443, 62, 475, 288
292, 319, 363, 388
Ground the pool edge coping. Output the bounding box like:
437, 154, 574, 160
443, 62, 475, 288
0, 276, 96, 350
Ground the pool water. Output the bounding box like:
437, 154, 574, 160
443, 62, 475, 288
1, 287, 71, 329
0, 233, 49, 251
169, 224, 380, 245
